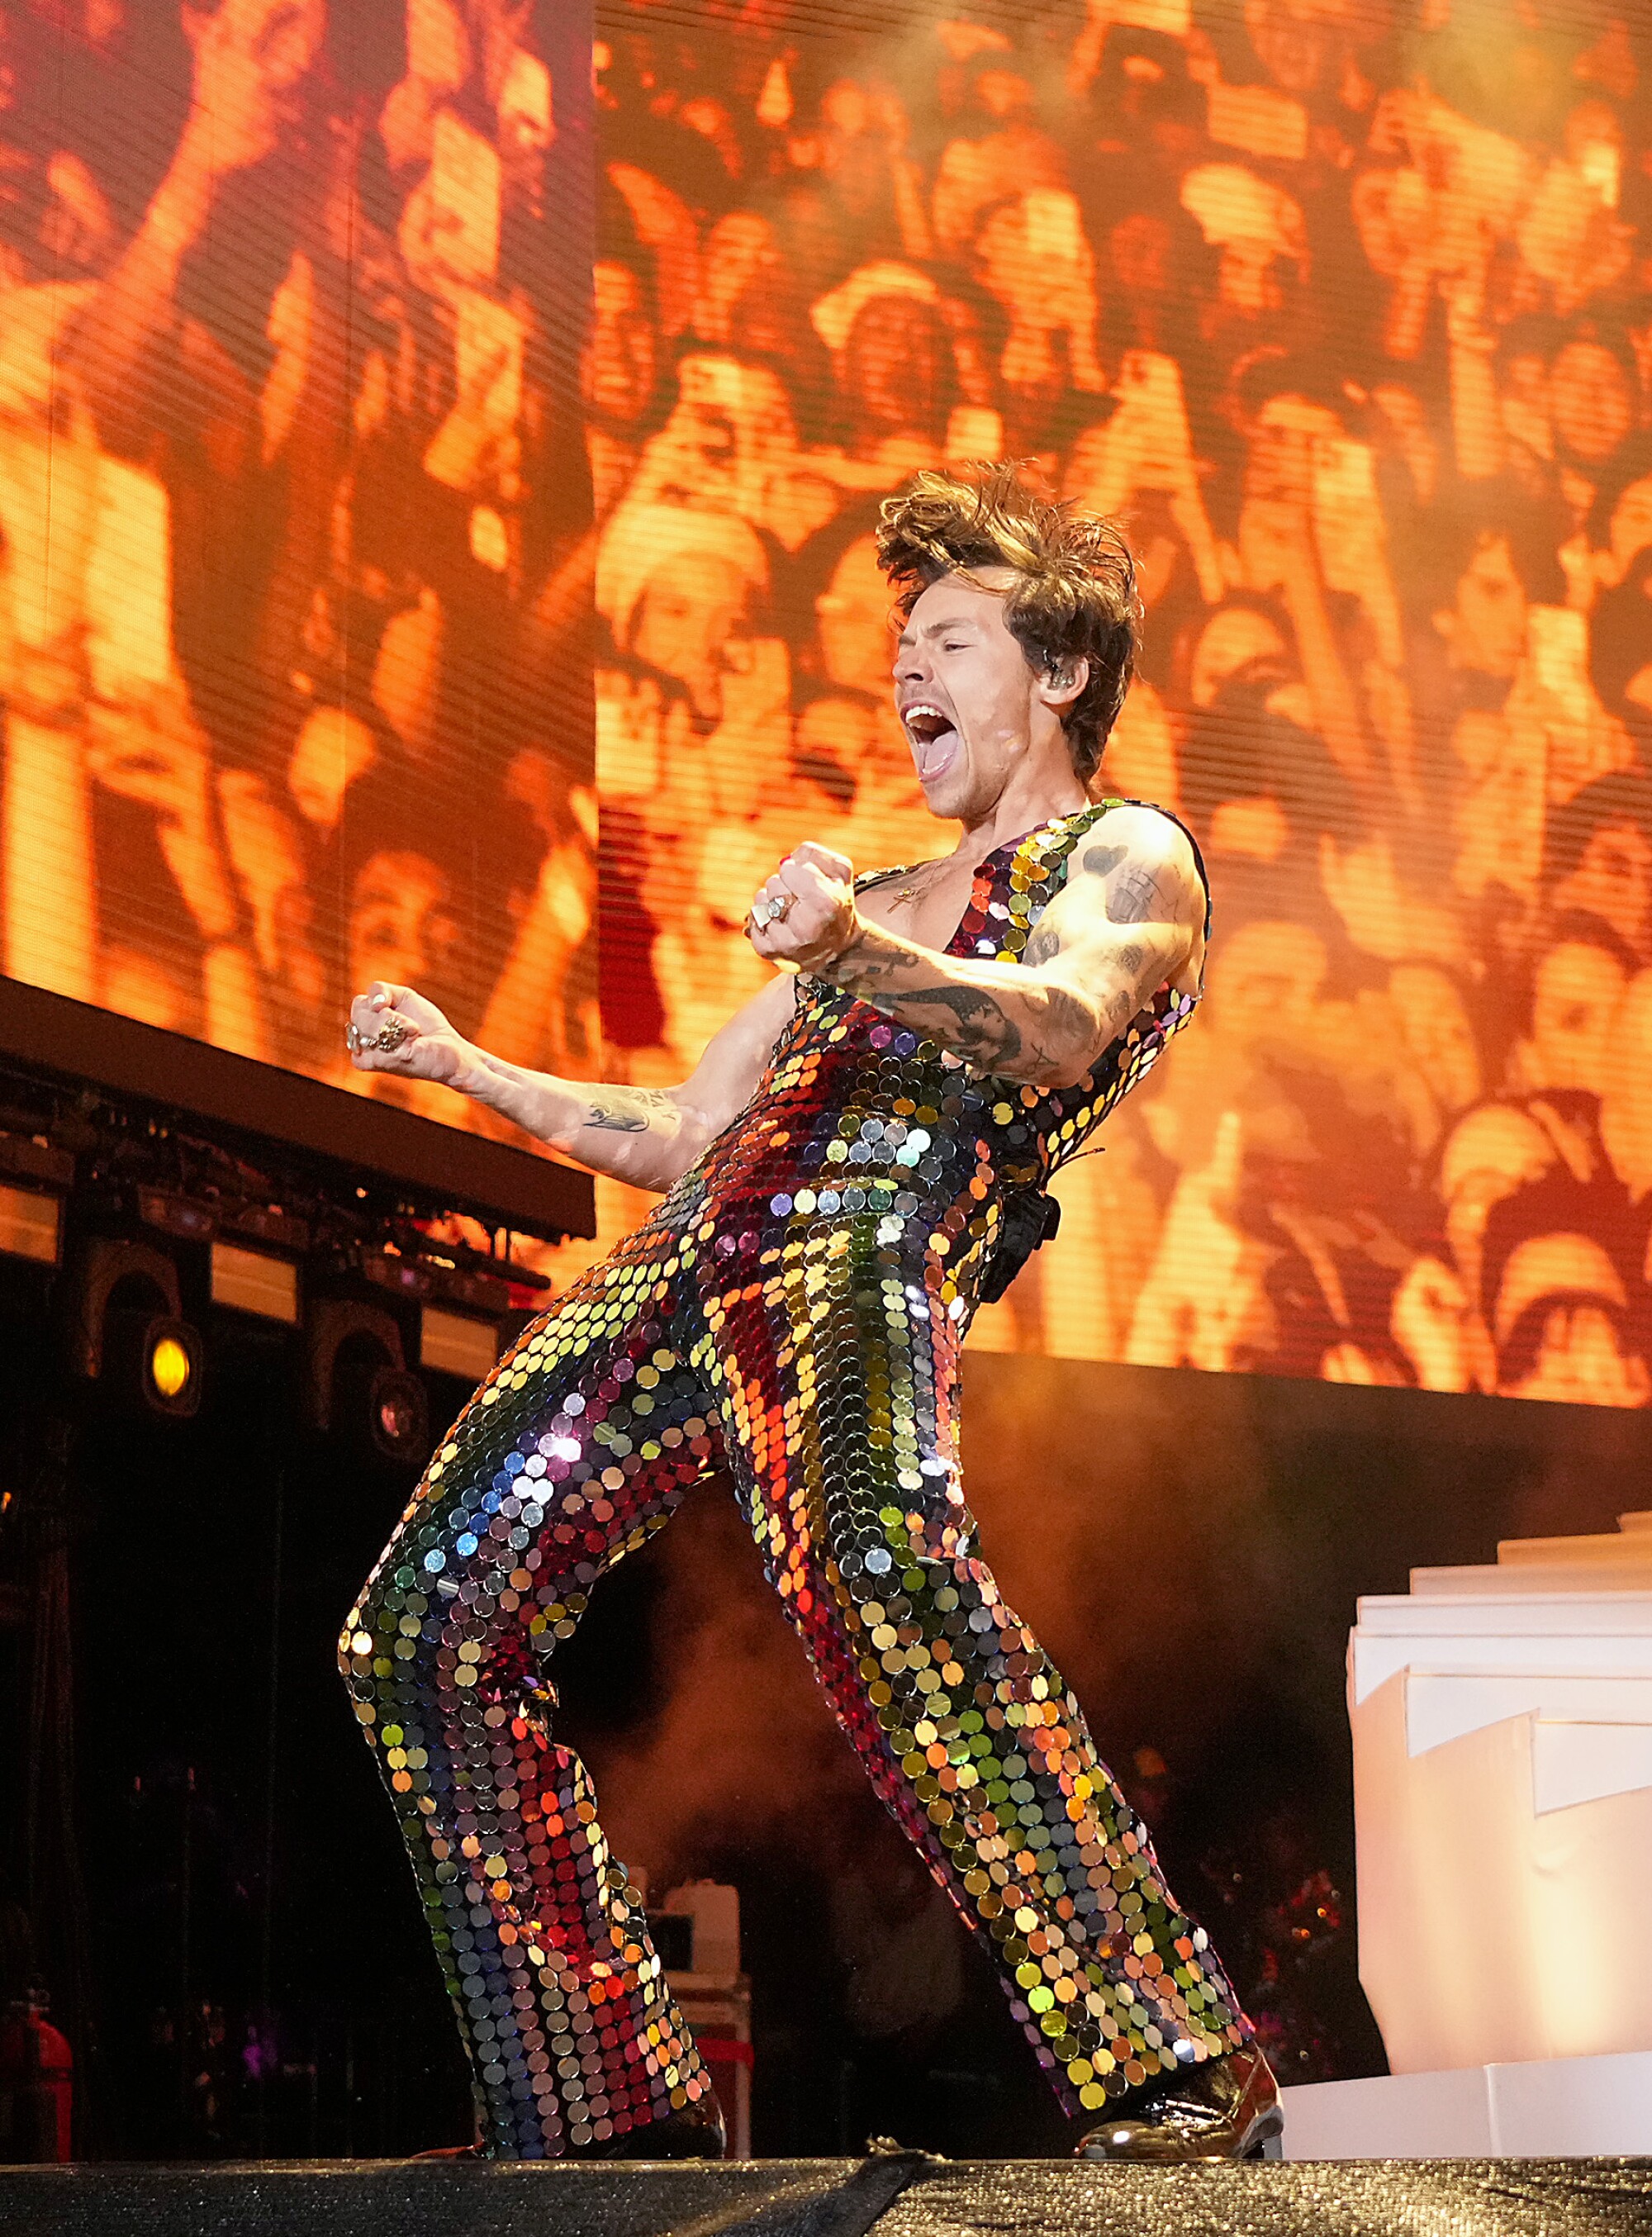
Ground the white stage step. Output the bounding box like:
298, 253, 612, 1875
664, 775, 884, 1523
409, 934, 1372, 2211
1403, 1671, 1652, 1756
1281, 2048, 1652, 2158
1349, 1513, 1652, 2077
1410, 1563, 1652, 1594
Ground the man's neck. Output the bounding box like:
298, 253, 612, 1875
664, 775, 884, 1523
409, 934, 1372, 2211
948, 762, 1089, 866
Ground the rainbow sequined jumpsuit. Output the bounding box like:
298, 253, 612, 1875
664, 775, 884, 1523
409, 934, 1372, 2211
340, 801, 1248, 2156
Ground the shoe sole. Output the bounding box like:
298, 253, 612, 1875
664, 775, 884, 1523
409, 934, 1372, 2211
1241, 2106, 1286, 2162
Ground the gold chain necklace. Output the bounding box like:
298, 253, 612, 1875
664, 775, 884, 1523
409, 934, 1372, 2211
892, 864, 941, 907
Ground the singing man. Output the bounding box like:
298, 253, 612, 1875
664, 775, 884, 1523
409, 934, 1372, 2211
339, 466, 1279, 2163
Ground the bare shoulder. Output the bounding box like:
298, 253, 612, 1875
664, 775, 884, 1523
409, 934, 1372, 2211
1069, 804, 1205, 929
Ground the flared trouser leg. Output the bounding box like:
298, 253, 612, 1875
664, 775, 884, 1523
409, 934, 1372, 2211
344, 1203, 1255, 2152
694, 1212, 1251, 2121
339, 1217, 723, 2158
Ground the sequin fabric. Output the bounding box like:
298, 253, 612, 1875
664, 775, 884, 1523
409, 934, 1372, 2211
340, 801, 1246, 2158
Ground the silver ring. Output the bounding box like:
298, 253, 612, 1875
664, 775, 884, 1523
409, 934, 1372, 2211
753, 891, 792, 927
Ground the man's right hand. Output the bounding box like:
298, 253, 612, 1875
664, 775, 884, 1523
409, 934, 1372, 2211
347, 982, 476, 1090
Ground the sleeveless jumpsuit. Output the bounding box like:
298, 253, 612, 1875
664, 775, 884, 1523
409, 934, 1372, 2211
339, 801, 1249, 2157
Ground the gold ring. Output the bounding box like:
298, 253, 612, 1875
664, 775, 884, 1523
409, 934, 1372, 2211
347, 1014, 411, 1055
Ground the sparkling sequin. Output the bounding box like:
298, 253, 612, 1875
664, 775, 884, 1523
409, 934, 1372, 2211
341, 802, 1245, 2157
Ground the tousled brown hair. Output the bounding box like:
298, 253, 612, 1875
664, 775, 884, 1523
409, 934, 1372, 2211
875, 463, 1140, 784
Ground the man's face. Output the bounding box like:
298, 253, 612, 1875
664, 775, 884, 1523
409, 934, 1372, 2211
631, 550, 751, 720
844, 296, 942, 435
1390, 963, 1482, 1118
700, 213, 776, 325
349, 851, 464, 1001
893, 569, 1070, 822
1439, 535, 1526, 678
1528, 938, 1627, 1093
1244, 0, 1335, 94
1550, 341, 1632, 465
584, 261, 655, 427
1108, 211, 1172, 300
497, 47, 553, 200
976, 193, 1092, 331
1552, 818, 1652, 955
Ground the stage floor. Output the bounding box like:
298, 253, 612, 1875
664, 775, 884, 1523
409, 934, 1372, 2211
3, 2155, 1650, 2236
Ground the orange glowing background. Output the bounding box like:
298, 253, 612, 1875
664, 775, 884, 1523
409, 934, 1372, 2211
0, 0, 596, 1154
6, 0, 1652, 1403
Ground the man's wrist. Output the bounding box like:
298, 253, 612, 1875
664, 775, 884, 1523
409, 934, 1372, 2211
449, 1044, 496, 1103
816, 908, 876, 981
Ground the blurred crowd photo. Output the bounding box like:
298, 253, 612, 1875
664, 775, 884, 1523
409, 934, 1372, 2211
591, 0, 1652, 1402
2, 0, 1652, 1401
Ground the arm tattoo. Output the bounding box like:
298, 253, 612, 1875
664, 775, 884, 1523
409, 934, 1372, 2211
892, 983, 1024, 1067
835, 933, 926, 989
1083, 838, 1181, 927
1042, 983, 1097, 1050
1105, 864, 1170, 925
1023, 927, 1062, 967
583, 1085, 677, 1133
1081, 844, 1127, 879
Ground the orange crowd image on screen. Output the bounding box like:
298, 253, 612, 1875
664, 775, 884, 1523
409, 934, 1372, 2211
0, 0, 1648, 1403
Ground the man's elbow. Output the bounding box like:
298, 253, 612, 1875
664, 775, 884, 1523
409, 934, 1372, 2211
1039, 1055, 1101, 1092
1025, 990, 1115, 1090
994, 1045, 1094, 1092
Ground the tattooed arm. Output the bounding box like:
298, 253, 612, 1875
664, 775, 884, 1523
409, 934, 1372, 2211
748, 812, 1205, 1089
345, 971, 797, 1190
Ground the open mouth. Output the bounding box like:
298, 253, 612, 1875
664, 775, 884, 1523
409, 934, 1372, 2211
901, 701, 962, 781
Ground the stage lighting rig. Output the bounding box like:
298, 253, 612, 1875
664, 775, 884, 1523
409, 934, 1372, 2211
0, 1047, 567, 1456
66, 1236, 206, 1421
110, 1312, 205, 1421
0, 1133, 73, 1270
303, 1299, 430, 1471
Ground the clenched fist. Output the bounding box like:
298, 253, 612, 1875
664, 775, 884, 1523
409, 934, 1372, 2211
746, 841, 860, 973
346, 982, 475, 1090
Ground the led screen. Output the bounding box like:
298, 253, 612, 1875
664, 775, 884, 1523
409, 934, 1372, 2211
590, 0, 1652, 1404
0, 0, 596, 1143
5, 0, 1652, 1406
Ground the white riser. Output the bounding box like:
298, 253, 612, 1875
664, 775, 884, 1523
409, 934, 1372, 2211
1281, 2049, 1652, 2158
1351, 1632, 1652, 1705
1404, 1672, 1652, 1757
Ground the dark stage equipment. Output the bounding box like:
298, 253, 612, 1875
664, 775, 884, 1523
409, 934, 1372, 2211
304, 1300, 431, 1471
67, 1236, 206, 1419
0, 978, 593, 1248
0, 1005, 572, 1430
0, 992, 586, 2164
1, 2154, 1647, 2237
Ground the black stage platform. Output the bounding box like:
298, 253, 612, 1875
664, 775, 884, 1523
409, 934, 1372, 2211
3, 2154, 1650, 2236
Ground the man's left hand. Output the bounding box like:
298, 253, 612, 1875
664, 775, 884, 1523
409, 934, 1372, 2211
748, 842, 858, 971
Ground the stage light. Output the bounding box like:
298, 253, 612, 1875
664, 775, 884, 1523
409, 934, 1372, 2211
100, 1308, 204, 1421
142, 1319, 202, 1416
303, 1299, 431, 1471
68, 1237, 204, 1418
368, 1366, 429, 1466
150, 1332, 192, 1399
